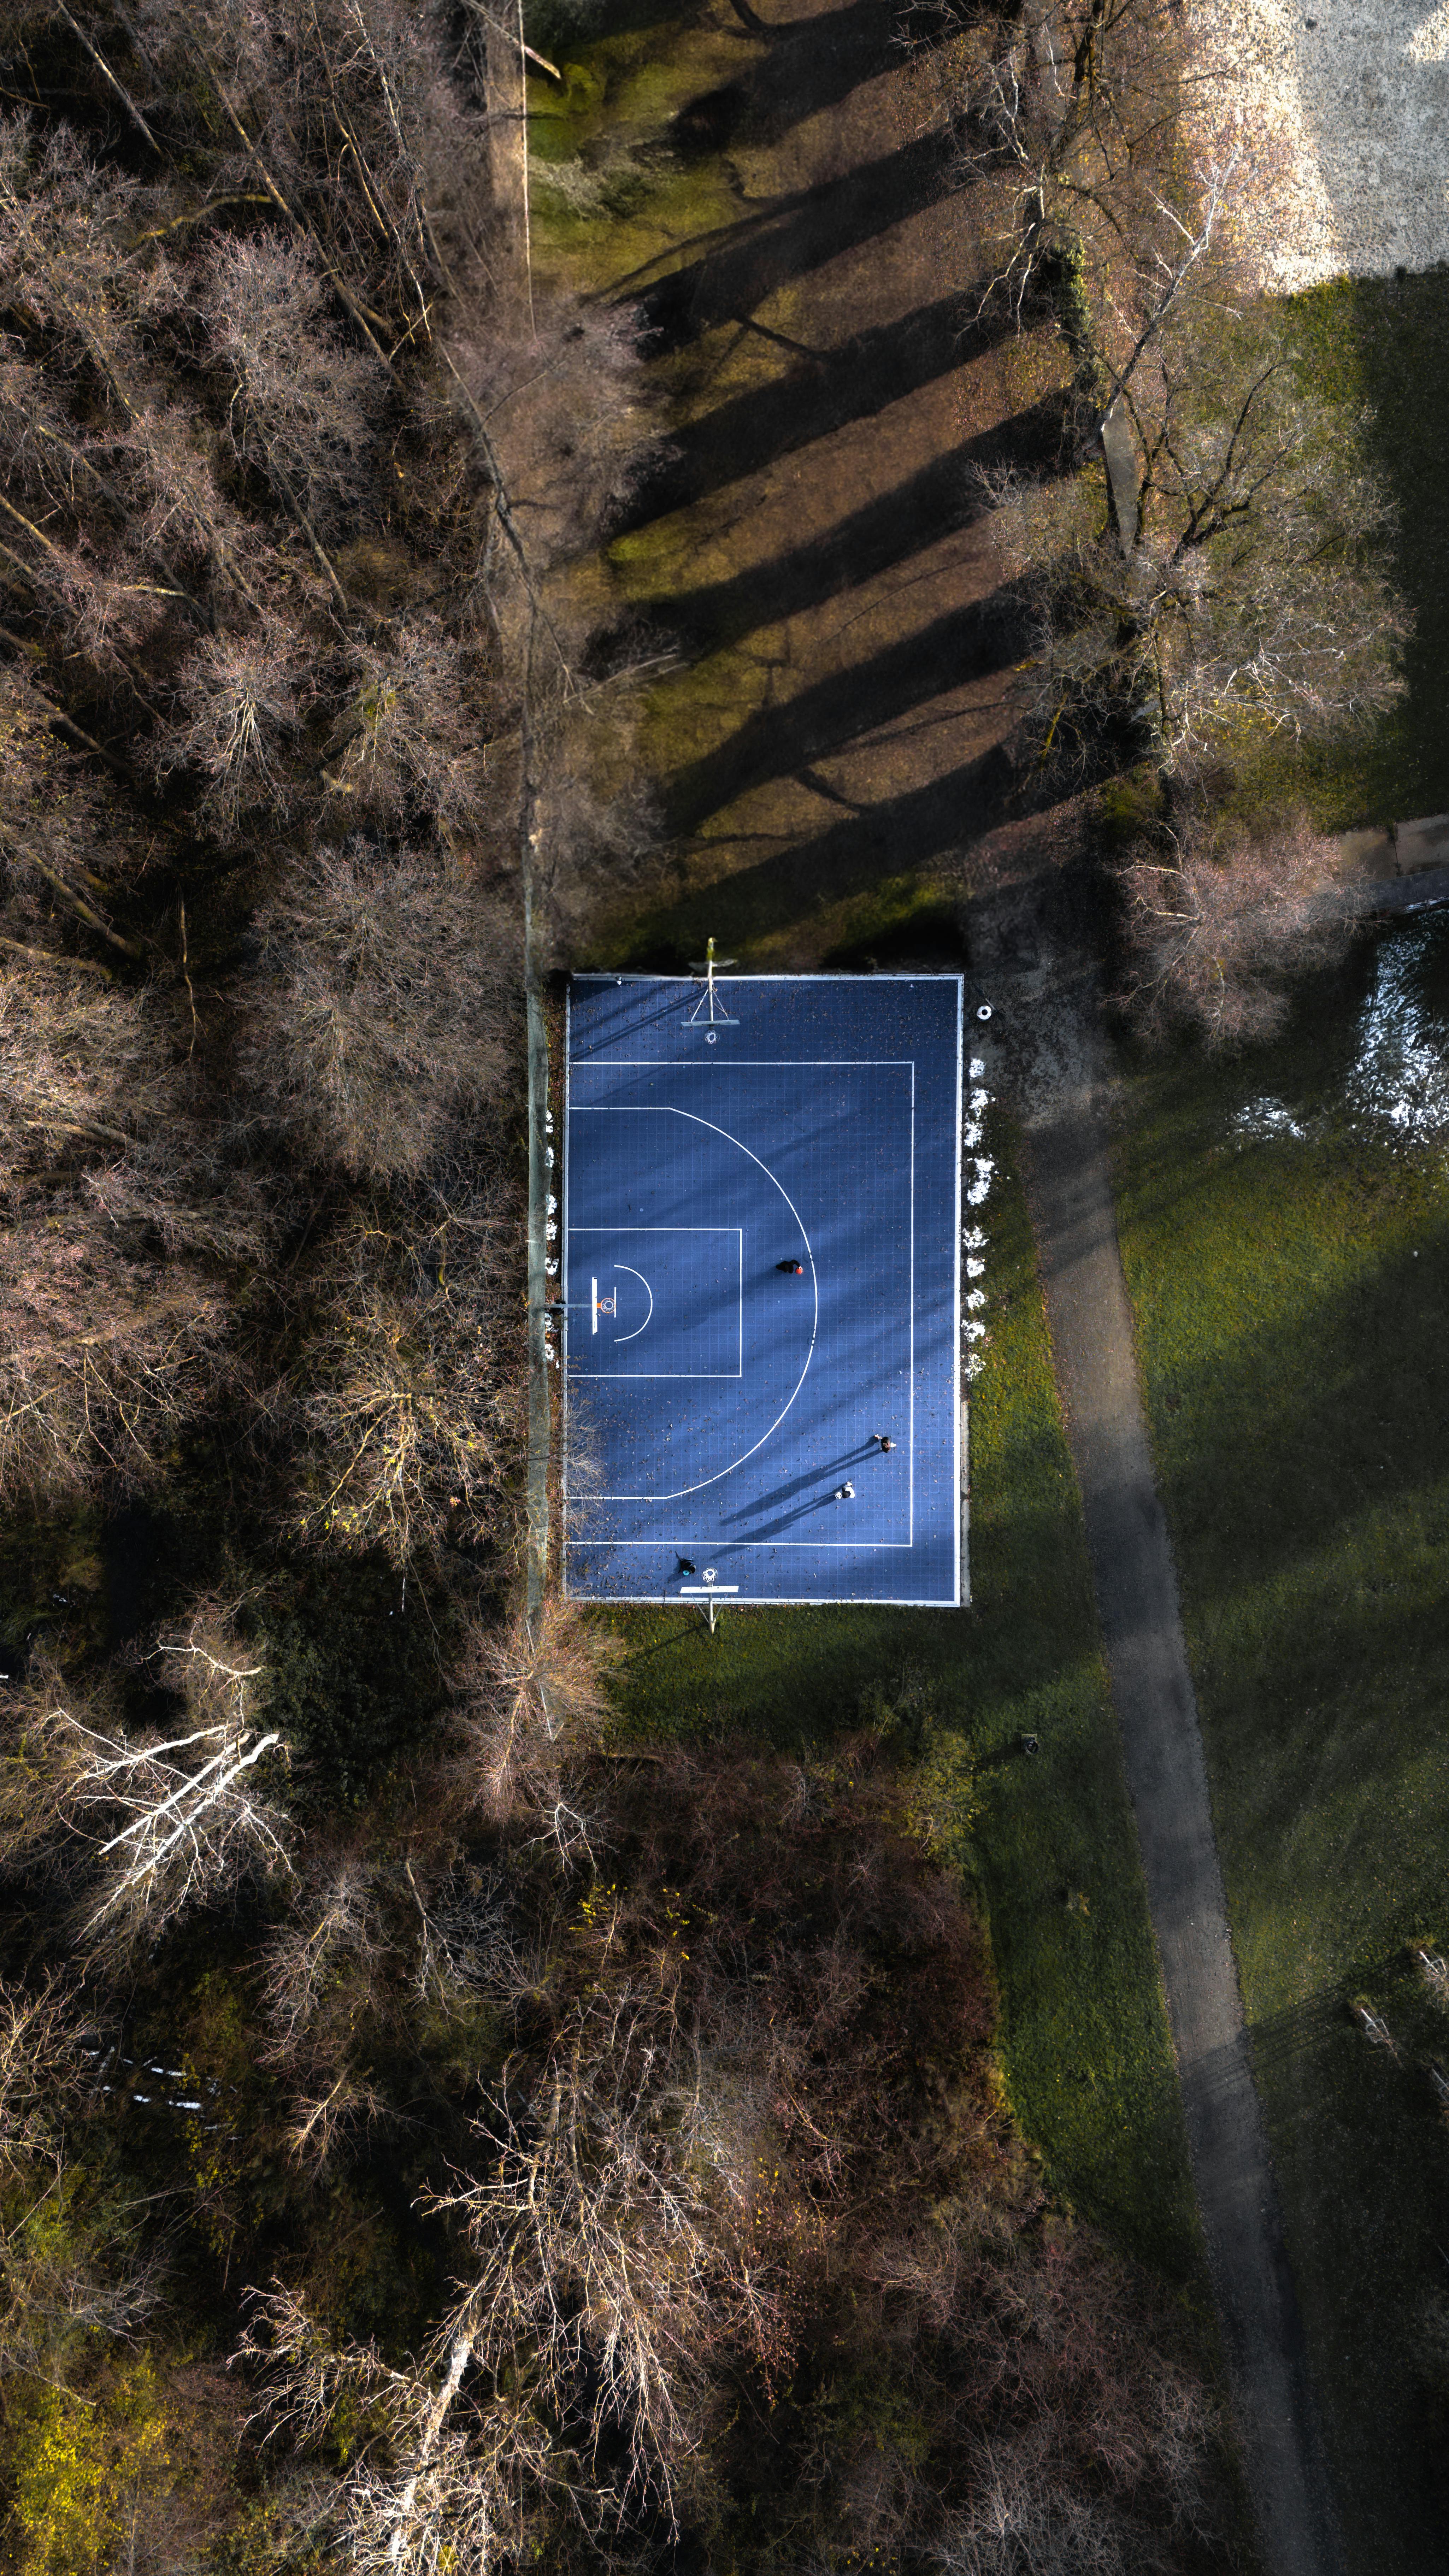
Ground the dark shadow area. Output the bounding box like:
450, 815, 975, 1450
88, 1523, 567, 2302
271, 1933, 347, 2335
631, 128, 961, 350
522, 0, 686, 56
665, 579, 1024, 830
104, 1502, 188, 1646
616, 292, 1023, 526
625, 742, 1014, 958
822, 898, 968, 966
1235, 1976, 1448, 2572
667, 0, 954, 156
642, 399, 1064, 652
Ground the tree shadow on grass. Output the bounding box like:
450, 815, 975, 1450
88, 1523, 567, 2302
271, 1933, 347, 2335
642, 399, 1065, 654
616, 292, 1024, 526
623, 742, 1015, 959
1236, 1976, 1448, 2571
667, 0, 959, 157
663, 579, 1026, 832
629, 127, 962, 351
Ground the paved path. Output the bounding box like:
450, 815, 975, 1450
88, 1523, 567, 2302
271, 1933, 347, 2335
1021, 1057, 1343, 2576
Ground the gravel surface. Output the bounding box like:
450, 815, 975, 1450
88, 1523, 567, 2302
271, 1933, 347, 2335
1189, 0, 1449, 285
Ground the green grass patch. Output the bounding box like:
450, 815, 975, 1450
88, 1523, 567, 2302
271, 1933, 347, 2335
600, 1116, 1203, 2287
1283, 272, 1449, 829
1112, 913, 1449, 2571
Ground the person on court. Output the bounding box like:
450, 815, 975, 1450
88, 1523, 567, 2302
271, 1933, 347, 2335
834, 1482, 855, 1501
777, 1258, 805, 1274
873, 1434, 894, 1451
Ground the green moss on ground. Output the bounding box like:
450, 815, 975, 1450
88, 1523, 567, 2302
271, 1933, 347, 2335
601, 1116, 1204, 2287
1112, 914, 1449, 2573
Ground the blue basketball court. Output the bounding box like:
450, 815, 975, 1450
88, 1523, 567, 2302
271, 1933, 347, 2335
562, 973, 962, 1607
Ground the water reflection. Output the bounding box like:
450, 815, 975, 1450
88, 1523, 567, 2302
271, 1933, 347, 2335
1229, 914, 1449, 1152
1344, 917, 1449, 1144
1231, 1097, 1314, 1143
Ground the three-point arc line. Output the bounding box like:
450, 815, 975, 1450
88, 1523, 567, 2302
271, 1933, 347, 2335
572, 1103, 819, 1503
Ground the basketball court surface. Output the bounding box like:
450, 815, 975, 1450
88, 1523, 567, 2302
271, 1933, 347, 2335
562, 973, 962, 1607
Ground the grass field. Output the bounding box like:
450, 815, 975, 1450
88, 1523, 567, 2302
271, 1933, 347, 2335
1284, 273, 1449, 831
601, 1115, 1206, 2290
1112, 913, 1449, 2570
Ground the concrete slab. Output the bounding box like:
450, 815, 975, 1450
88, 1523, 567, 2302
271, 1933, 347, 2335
1395, 812, 1449, 874
1328, 825, 1396, 882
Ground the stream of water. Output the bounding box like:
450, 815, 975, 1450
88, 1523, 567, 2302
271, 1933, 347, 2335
1230, 912, 1449, 1151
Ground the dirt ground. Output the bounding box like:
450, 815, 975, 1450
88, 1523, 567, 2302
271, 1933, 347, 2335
535, 0, 1086, 970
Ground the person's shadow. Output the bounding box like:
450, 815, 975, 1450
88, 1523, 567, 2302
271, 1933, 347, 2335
720, 1442, 887, 1521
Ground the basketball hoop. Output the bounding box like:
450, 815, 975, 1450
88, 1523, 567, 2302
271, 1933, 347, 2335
687, 934, 738, 1026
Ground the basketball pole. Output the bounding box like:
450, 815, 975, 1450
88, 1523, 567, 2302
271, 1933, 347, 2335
688, 934, 737, 1027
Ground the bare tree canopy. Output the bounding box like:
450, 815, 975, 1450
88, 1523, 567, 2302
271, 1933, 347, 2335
1114, 803, 1361, 1043
0, 1601, 290, 1960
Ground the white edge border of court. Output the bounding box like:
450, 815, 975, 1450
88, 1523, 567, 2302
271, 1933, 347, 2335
560, 973, 963, 1610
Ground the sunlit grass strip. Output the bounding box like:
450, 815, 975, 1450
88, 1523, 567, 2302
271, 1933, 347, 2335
1112, 989, 1449, 2570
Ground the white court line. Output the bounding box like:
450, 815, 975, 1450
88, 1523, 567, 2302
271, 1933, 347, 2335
570, 1537, 914, 1548
569, 1104, 817, 1501
563, 983, 961, 1595
612, 1264, 654, 1343
571, 972, 958, 984
573, 1072, 916, 1522
570, 1576, 954, 1597
569, 1223, 743, 1379
571, 1058, 917, 1067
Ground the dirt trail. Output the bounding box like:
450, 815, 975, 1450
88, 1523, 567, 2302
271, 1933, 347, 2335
547, 0, 1068, 966
989, 935, 1344, 2576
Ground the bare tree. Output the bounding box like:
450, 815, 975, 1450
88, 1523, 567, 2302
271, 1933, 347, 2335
322, 615, 503, 840
146, 613, 313, 836
198, 227, 389, 544
283, 1174, 523, 1560
0, 668, 146, 966
985, 319, 1406, 778
0, 961, 167, 1177
0, 1207, 232, 1503
237, 2274, 564, 2574
931, 0, 1190, 335
0, 1601, 290, 1960
257, 1850, 405, 2172
1115, 804, 1359, 1044
441, 1598, 622, 1853
240, 839, 517, 1179
0, 1974, 162, 2380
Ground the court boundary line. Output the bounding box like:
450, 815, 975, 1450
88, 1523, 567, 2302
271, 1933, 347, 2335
569, 1059, 917, 1534
564, 1593, 958, 1608
566, 1537, 915, 1549
562, 978, 961, 1607
567, 1102, 820, 1502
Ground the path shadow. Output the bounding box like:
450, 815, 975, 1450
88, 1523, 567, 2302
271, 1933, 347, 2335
616, 292, 1022, 526
665, 578, 1026, 831
632, 128, 961, 350
645, 400, 1065, 653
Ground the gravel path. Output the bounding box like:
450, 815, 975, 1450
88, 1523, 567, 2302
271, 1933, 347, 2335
1008, 968, 1343, 2576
